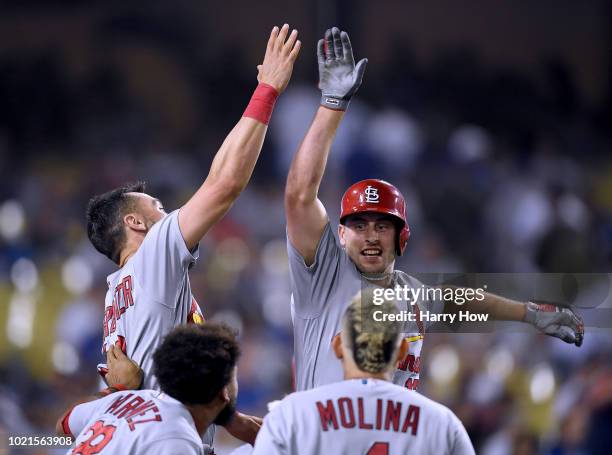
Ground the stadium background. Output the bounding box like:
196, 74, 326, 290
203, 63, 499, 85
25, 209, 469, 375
0, 0, 610, 453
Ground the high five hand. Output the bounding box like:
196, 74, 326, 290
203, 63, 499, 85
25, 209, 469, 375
257, 24, 301, 94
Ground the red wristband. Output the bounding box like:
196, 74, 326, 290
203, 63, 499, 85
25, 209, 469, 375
113, 383, 128, 391
243, 83, 279, 125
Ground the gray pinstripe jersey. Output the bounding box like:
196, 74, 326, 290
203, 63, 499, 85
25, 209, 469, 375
100, 210, 213, 452
288, 223, 443, 392
67, 390, 203, 454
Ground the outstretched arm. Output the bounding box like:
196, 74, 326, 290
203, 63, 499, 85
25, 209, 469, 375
444, 290, 584, 346
179, 24, 301, 250
285, 27, 367, 265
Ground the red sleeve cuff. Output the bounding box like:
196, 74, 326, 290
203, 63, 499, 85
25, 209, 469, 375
61, 406, 75, 438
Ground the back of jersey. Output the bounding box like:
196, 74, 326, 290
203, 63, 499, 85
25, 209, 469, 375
67, 390, 202, 455
253, 379, 474, 455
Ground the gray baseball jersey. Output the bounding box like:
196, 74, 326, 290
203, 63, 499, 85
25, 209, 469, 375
288, 222, 443, 391
65, 390, 203, 454
100, 210, 214, 451
252, 378, 475, 455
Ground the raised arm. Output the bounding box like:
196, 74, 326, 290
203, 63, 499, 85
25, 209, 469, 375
179, 24, 301, 250
285, 27, 367, 265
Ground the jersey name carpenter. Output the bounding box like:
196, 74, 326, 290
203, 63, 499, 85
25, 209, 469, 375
103, 275, 135, 338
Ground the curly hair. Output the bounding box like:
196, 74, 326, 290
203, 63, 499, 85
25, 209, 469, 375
85, 181, 146, 264
343, 289, 402, 373
153, 323, 240, 405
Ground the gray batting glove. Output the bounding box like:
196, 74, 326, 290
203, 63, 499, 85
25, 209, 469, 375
524, 301, 584, 346
318, 27, 368, 110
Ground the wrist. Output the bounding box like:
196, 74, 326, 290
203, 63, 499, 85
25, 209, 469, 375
95, 384, 126, 398
320, 95, 350, 111
520, 302, 529, 322
524, 301, 536, 324
129, 368, 144, 390
243, 83, 279, 125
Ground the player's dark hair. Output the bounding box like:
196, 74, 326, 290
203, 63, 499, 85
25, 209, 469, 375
86, 181, 146, 264
153, 323, 241, 405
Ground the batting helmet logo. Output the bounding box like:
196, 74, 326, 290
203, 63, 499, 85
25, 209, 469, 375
364, 186, 380, 203
340, 179, 410, 256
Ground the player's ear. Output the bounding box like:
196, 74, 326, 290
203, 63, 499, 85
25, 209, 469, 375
124, 213, 147, 232
219, 385, 230, 406
338, 224, 346, 248
332, 333, 344, 359
395, 338, 409, 363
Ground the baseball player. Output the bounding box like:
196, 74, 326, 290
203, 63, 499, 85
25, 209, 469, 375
85, 24, 301, 452
57, 323, 241, 455
252, 292, 476, 454
284, 27, 584, 392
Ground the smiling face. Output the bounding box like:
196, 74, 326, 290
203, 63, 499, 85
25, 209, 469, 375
338, 212, 397, 275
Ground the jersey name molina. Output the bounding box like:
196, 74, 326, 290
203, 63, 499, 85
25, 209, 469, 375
252, 379, 475, 455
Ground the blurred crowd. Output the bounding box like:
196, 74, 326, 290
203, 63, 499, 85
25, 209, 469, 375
0, 4, 611, 454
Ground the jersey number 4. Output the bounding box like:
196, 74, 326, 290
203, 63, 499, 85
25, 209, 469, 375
366, 442, 389, 455
72, 421, 116, 455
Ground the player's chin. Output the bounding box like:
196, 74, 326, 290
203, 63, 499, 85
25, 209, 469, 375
358, 257, 387, 274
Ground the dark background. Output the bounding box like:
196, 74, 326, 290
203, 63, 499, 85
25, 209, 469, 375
0, 1, 610, 453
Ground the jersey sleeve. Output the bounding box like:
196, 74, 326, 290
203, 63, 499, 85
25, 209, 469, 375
66, 394, 117, 438
449, 412, 476, 455
287, 222, 343, 318
251, 404, 290, 455
143, 437, 202, 454
131, 209, 198, 307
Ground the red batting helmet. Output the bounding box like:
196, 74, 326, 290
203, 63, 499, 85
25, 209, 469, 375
340, 179, 410, 256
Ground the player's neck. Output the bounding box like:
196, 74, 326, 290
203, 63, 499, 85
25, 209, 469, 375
360, 265, 396, 287
344, 369, 391, 382
184, 404, 219, 436
118, 239, 143, 267
362, 274, 393, 287
118, 250, 134, 268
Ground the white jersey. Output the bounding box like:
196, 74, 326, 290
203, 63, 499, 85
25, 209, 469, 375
99, 210, 213, 451
252, 379, 474, 455
288, 223, 443, 391
65, 390, 202, 455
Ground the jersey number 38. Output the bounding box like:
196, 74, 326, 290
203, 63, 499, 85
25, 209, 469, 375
72, 421, 116, 455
